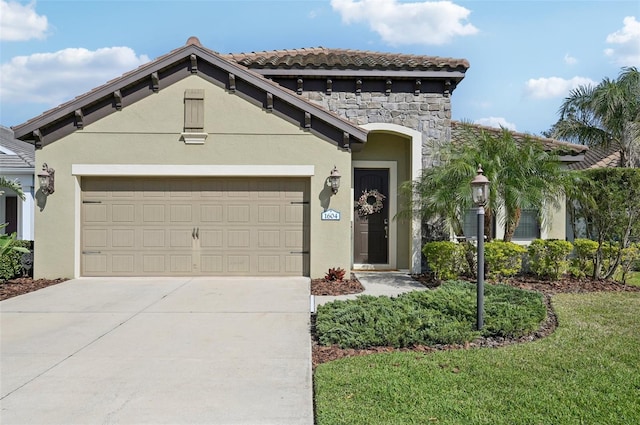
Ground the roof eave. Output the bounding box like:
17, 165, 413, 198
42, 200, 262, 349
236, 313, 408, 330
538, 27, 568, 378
13, 44, 368, 147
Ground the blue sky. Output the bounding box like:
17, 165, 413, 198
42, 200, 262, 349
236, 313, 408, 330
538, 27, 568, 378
1, 0, 638, 136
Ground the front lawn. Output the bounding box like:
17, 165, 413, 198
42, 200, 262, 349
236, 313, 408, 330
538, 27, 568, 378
314, 291, 640, 424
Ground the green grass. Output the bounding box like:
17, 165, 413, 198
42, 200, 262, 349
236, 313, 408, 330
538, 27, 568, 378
314, 292, 640, 424
626, 271, 640, 287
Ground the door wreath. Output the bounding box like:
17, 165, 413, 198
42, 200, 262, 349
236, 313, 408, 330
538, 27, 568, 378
356, 189, 386, 216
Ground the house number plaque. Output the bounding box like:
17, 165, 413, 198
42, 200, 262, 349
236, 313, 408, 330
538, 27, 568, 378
321, 209, 341, 221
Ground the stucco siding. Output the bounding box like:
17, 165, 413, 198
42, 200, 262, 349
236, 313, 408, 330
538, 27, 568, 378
34, 76, 351, 278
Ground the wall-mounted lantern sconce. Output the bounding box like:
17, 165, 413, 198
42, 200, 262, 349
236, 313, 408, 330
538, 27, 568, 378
38, 163, 55, 195
329, 166, 341, 194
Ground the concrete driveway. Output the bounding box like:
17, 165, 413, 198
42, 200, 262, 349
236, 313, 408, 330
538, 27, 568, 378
0, 277, 313, 425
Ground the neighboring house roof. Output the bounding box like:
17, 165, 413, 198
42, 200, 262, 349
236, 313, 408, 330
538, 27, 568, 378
12, 37, 369, 151
0, 125, 35, 170
567, 145, 621, 170
450, 121, 588, 159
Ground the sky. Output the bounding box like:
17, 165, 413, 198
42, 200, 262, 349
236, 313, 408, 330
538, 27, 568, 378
1, 0, 638, 136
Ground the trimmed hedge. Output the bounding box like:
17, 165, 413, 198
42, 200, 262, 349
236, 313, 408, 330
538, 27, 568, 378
528, 239, 573, 279
485, 241, 527, 279
422, 241, 466, 280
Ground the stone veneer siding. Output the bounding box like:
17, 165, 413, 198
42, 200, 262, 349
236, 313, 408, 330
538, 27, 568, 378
301, 91, 451, 168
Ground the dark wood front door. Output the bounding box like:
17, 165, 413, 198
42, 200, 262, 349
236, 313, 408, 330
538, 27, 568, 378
354, 168, 389, 264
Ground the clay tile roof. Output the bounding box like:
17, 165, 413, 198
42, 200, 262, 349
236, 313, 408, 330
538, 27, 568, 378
450, 121, 588, 157
223, 47, 469, 71
567, 145, 621, 170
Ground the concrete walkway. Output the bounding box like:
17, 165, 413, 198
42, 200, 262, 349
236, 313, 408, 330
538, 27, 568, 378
314, 271, 426, 310
0, 277, 312, 425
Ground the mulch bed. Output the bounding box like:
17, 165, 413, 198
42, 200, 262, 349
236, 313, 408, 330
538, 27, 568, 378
311, 278, 365, 296
0, 277, 68, 301
312, 274, 640, 367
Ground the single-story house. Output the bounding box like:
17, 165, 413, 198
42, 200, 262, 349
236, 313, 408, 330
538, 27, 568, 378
12, 37, 586, 279
1, 125, 35, 241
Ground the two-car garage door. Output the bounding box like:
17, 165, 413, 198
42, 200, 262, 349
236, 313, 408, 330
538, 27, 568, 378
81, 177, 309, 276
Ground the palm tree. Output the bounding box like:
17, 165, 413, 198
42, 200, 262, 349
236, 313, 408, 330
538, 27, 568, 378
401, 125, 565, 242
0, 176, 26, 201
551, 67, 640, 168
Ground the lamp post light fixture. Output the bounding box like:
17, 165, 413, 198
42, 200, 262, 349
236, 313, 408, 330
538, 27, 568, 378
329, 166, 341, 194
470, 165, 490, 330
38, 163, 55, 196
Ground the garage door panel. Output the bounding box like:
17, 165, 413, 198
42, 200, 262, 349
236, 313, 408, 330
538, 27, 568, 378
82, 177, 309, 276
112, 255, 135, 273
142, 204, 166, 222
200, 204, 223, 222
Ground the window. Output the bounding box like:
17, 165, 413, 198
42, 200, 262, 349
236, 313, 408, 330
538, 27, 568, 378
513, 209, 540, 239
462, 208, 494, 240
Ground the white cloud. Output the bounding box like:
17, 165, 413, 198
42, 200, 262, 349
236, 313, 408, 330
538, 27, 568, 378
604, 16, 640, 66
524, 76, 597, 100
0, 47, 150, 105
474, 117, 516, 131
563, 53, 577, 65
0, 0, 49, 41
330, 0, 478, 45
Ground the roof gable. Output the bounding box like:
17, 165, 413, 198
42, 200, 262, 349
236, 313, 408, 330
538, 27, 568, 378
12, 38, 367, 151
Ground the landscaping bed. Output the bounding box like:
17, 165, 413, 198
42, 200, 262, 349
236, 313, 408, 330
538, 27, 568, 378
312, 274, 640, 366
0, 277, 67, 301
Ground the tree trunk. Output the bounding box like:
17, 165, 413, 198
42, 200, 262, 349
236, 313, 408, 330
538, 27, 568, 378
503, 208, 521, 242
484, 207, 493, 242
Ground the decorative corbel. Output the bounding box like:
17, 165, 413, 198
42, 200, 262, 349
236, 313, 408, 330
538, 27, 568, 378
444, 79, 452, 97
341, 132, 351, 151
385, 79, 392, 96
33, 129, 42, 150
74, 109, 84, 129
414, 79, 422, 96
151, 72, 159, 92
229, 73, 236, 93
114, 90, 123, 110
326, 79, 332, 95
297, 78, 303, 95
304, 112, 311, 130
356, 79, 362, 95
190, 54, 198, 73
266, 92, 273, 112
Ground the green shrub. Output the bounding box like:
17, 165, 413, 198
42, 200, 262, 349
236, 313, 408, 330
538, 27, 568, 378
484, 241, 527, 279
571, 238, 598, 277
422, 241, 465, 280
528, 239, 574, 279
617, 243, 640, 284
315, 281, 546, 349
0, 239, 31, 280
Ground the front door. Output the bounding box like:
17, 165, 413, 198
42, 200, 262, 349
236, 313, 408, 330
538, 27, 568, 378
354, 168, 389, 264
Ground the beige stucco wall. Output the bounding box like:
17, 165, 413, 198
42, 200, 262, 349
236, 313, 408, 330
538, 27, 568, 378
352, 132, 411, 269
34, 75, 351, 279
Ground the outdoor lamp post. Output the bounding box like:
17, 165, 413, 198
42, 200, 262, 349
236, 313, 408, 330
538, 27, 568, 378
470, 165, 490, 330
